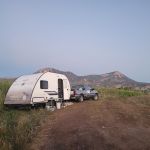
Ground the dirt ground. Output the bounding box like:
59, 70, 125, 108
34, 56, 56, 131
29, 98, 150, 150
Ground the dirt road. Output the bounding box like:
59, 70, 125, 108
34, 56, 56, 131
29, 98, 150, 150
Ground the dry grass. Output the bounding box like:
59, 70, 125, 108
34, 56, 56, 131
97, 88, 146, 99
0, 81, 51, 150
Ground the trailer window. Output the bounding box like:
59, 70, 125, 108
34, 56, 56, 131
40, 80, 48, 89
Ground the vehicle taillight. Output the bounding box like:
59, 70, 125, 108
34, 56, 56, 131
74, 90, 76, 96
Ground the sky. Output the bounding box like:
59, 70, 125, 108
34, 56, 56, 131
0, 0, 150, 82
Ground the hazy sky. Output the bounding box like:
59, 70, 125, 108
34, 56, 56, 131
0, 0, 150, 82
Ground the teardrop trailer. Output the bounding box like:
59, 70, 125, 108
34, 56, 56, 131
4, 72, 71, 109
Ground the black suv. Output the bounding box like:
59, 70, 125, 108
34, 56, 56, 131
70, 85, 99, 102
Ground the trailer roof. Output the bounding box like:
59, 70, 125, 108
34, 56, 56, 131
5, 73, 43, 104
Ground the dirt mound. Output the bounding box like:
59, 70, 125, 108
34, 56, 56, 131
29, 98, 150, 150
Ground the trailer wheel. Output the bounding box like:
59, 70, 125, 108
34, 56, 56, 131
79, 95, 84, 102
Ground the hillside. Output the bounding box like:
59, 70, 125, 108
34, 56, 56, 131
35, 68, 150, 90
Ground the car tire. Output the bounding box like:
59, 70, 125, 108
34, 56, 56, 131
93, 94, 98, 100
79, 95, 84, 102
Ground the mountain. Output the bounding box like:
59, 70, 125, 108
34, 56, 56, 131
35, 68, 150, 90
35, 68, 79, 82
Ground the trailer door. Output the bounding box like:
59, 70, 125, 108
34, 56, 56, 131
63, 79, 70, 100
58, 79, 64, 100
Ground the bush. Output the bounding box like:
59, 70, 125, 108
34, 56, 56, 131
0, 81, 12, 110
97, 88, 144, 99
0, 109, 51, 150
0, 81, 51, 150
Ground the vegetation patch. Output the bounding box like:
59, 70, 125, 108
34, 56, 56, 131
0, 81, 51, 150
97, 88, 145, 99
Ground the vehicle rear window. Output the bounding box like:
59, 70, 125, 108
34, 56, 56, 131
72, 85, 83, 90
40, 80, 48, 89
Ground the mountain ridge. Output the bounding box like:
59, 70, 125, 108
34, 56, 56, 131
35, 67, 150, 90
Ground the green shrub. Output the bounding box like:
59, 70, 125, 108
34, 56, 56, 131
0, 81, 52, 150
0, 81, 12, 110
0, 108, 51, 150
97, 88, 144, 99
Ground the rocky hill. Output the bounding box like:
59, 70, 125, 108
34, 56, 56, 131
35, 68, 150, 90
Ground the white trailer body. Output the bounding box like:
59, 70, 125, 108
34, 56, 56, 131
4, 72, 71, 105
